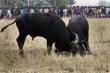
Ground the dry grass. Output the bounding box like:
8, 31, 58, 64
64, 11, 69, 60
0, 18, 110, 73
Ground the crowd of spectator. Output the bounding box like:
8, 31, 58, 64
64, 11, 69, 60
0, 6, 110, 19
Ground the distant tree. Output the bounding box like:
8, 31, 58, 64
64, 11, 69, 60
98, 0, 108, 6
29, 0, 49, 7
47, 0, 74, 7
65, 0, 74, 5
0, 0, 25, 6
0, 0, 74, 7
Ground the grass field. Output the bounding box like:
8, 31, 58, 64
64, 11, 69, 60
0, 18, 110, 73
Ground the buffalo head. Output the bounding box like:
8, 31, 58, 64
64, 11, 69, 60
70, 33, 86, 56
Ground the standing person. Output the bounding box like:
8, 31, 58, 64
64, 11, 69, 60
53, 7, 58, 15
48, 7, 53, 14
67, 7, 72, 17
101, 6, 106, 18
44, 8, 48, 13
80, 6, 84, 16
39, 8, 43, 13
30, 8, 35, 13
6, 8, 12, 19
14, 7, 20, 18
0, 8, 4, 19
63, 7, 68, 17
0, 8, 2, 19
11, 8, 14, 18
58, 7, 63, 17
72, 6, 78, 16
76, 6, 80, 15
1, 8, 7, 19
85, 6, 89, 17
88, 6, 92, 18
106, 7, 110, 18
20, 8, 25, 15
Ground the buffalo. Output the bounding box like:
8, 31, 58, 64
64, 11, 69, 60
1, 13, 71, 57
67, 15, 91, 56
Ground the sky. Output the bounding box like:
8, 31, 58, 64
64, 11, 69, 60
74, 0, 110, 6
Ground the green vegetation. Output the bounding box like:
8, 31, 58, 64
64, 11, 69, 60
0, 0, 74, 7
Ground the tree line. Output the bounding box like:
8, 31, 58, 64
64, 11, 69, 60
0, 0, 74, 7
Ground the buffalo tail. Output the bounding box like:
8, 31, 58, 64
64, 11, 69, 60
1, 20, 16, 32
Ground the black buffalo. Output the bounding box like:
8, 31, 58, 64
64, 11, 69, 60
67, 15, 91, 56
1, 13, 70, 57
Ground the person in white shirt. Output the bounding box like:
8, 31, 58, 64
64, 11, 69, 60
7, 9, 12, 19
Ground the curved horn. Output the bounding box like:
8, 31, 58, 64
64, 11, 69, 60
71, 33, 79, 44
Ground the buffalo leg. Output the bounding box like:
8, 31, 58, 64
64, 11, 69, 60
84, 41, 91, 54
16, 33, 27, 57
47, 40, 53, 55
79, 44, 86, 56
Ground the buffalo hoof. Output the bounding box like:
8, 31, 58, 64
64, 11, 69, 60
87, 51, 92, 55
19, 52, 24, 58
44, 51, 51, 56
